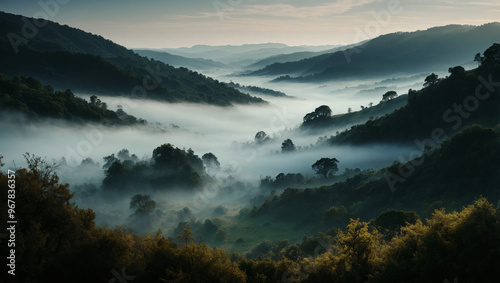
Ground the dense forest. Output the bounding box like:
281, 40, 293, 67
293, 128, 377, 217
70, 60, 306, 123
1, 7, 500, 282
0, 12, 265, 106
1, 154, 499, 282
0, 74, 144, 125
326, 43, 500, 145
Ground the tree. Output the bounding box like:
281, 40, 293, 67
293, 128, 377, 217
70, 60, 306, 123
335, 219, 381, 281
255, 131, 270, 144
448, 66, 465, 77
89, 95, 103, 108
474, 52, 483, 66
315, 105, 332, 117
423, 73, 438, 87
482, 43, 500, 67
90, 95, 97, 105
281, 139, 296, 152
130, 194, 156, 216
152, 143, 187, 169
0, 154, 97, 281
348, 107, 352, 113
102, 161, 130, 190
303, 105, 332, 122
382, 91, 397, 101
186, 148, 205, 174
371, 209, 419, 240
312, 158, 339, 177
202, 152, 220, 169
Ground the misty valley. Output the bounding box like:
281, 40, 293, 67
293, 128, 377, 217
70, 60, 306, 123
1, 10, 500, 283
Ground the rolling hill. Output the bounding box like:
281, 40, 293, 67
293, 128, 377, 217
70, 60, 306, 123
163, 43, 338, 67
252, 44, 500, 232
0, 11, 264, 106
326, 43, 500, 146
0, 74, 144, 125
249, 23, 500, 82
134, 49, 228, 71
245, 42, 363, 71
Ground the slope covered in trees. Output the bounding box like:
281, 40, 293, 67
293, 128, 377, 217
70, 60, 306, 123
300, 95, 407, 133
0, 11, 264, 106
327, 43, 500, 145
254, 125, 500, 231
2, 155, 500, 282
101, 144, 208, 194
226, 82, 289, 97
0, 74, 144, 125
250, 23, 500, 82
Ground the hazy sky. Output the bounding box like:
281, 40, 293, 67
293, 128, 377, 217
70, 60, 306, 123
1, 0, 499, 48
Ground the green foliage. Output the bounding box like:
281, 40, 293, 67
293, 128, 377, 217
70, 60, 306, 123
173, 218, 227, 245
102, 145, 206, 193
0, 74, 143, 124
259, 173, 306, 191
371, 210, 420, 240
0, 11, 265, 106
382, 91, 397, 101
281, 139, 296, 153
255, 131, 271, 144
481, 43, 500, 68
303, 105, 332, 123
330, 43, 500, 145
423, 73, 439, 87
130, 194, 156, 216
300, 96, 407, 133
255, 125, 500, 234
202, 152, 221, 169
226, 81, 288, 97
2, 158, 500, 282
373, 198, 500, 282
253, 24, 500, 82
312, 158, 339, 177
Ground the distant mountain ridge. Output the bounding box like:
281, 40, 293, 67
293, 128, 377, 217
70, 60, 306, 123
249, 23, 500, 82
0, 11, 264, 106
326, 43, 500, 145
134, 49, 228, 71
162, 43, 339, 67
246, 42, 365, 71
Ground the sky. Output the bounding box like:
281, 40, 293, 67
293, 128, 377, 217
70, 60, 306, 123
1, 0, 499, 48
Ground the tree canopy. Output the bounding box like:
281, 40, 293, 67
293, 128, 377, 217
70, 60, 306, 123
382, 91, 397, 101
423, 73, 439, 87
281, 139, 296, 153
312, 158, 339, 177
303, 105, 332, 122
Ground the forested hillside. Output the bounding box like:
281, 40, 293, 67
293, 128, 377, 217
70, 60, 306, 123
1, 151, 499, 282
250, 23, 500, 81
328, 43, 500, 145
0, 11, 264, 106
0, 74, 143, 125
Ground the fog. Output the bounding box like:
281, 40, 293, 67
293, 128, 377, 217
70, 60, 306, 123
0, 72, 428, 250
